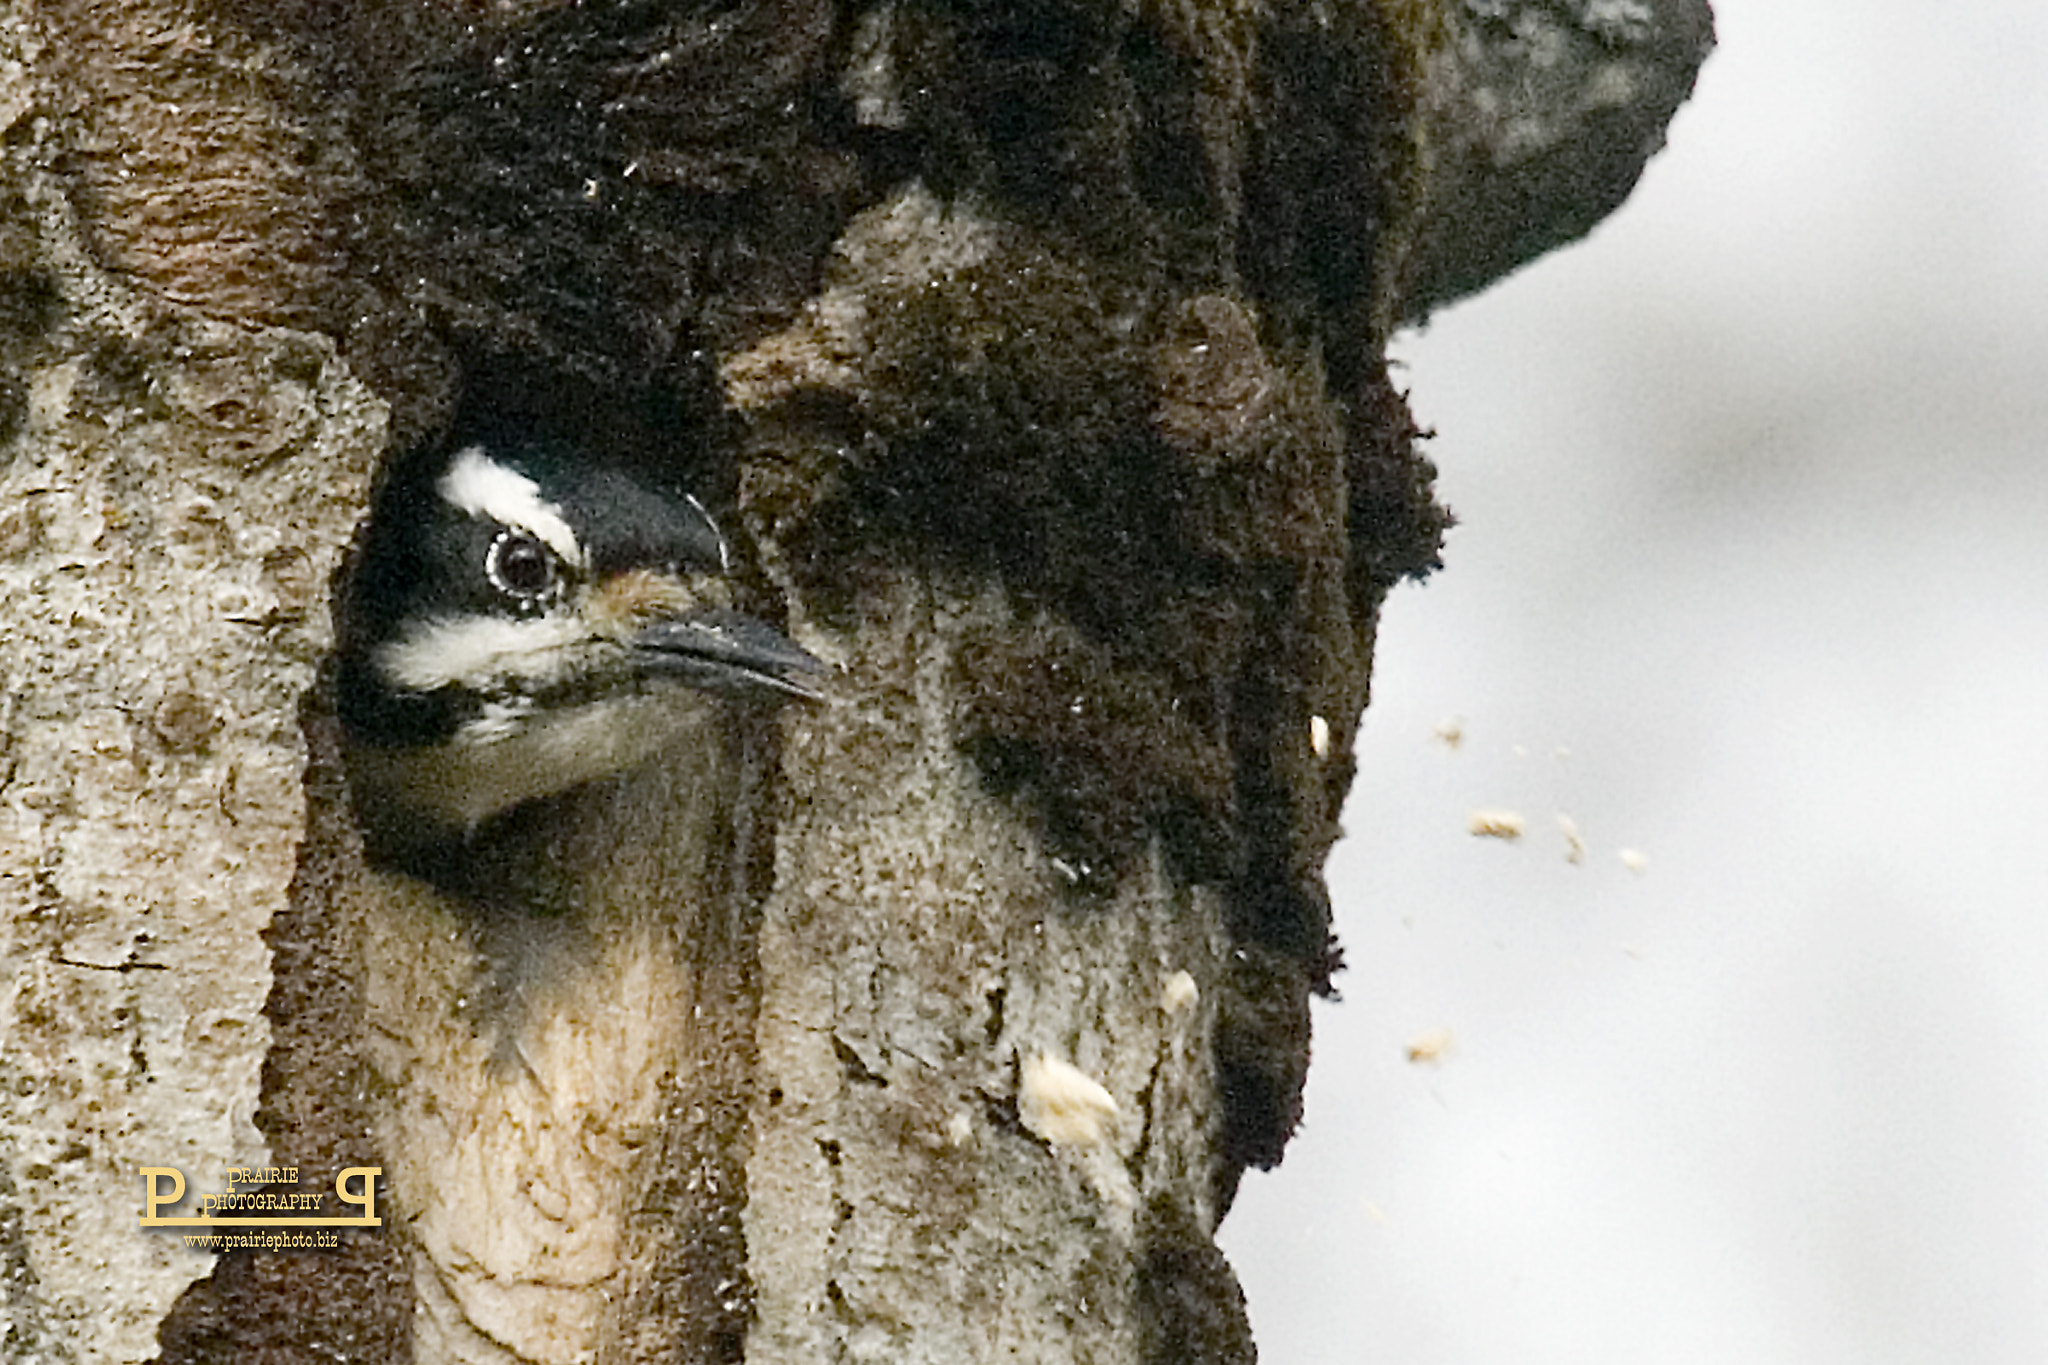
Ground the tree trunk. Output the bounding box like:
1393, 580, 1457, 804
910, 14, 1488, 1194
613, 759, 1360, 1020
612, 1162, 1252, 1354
0, 0, 1710, 1360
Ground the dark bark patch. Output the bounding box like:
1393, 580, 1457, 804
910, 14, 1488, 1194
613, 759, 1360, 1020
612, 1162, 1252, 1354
157, 708, 412, 1365
1212, 944, 1316, 1209
1137, 1196, 1258, 1365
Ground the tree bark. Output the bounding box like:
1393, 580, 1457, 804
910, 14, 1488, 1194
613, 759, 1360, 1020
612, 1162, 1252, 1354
0, 0, 1710, 1360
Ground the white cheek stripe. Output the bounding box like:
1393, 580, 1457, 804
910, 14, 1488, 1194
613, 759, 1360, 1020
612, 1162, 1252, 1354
438, 446, 585, 568
377, 613, 591, 694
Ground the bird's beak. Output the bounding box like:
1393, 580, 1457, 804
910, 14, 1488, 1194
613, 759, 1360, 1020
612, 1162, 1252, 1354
628, 608, 829, 703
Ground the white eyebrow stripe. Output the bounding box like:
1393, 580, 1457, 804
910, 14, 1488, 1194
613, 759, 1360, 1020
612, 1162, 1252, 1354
438, 446, 585, 568
376, 613, 591, 694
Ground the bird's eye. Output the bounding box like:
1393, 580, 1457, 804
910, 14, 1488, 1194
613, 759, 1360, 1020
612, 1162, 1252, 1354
485, 531, 558, 601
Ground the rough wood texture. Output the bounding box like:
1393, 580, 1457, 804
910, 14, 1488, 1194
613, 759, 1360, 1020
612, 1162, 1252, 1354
0, 0, 1710, 1359
0, 9, 384, 1350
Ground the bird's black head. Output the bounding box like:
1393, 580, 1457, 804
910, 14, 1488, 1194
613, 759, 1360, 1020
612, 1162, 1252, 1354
336, 442, 825, 835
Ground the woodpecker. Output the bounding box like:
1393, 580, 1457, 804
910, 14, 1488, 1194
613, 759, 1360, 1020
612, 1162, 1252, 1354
336, 442, 824, 845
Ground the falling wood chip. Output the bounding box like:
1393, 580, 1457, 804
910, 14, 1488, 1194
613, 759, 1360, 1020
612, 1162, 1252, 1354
1557, 812, 1586, 864
1405, 1028, 1454, 1064
1467, 809, 1525, 840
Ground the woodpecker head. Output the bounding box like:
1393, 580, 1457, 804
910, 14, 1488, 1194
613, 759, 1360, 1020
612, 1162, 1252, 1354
336, 443, 824, 839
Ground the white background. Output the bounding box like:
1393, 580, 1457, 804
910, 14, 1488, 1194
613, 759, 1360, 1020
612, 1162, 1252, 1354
1221, 3, 2048, 1361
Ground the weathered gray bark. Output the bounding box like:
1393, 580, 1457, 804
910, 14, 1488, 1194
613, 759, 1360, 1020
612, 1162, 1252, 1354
0, 0, 1710, 1360
0, 9, 386, 1351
